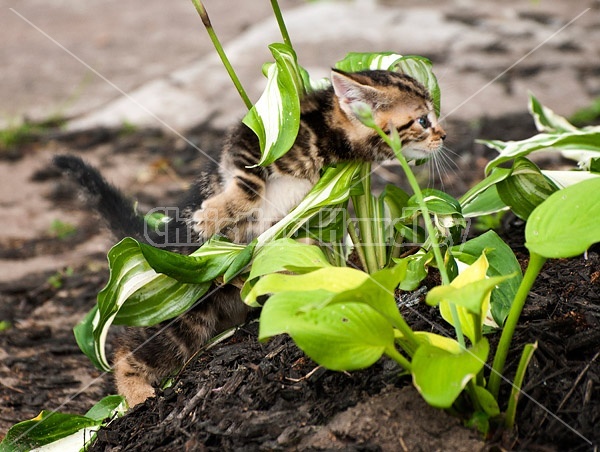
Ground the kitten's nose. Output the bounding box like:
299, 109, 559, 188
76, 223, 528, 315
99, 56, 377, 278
437, 127, 447, 140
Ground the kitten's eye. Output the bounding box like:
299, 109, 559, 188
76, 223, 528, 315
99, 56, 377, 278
417, 116, 431, 129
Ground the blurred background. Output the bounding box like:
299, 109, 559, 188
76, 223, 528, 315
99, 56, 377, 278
2, 0, 598, 128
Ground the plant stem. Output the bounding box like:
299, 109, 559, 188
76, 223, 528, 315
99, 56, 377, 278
374, 195, 387, 269
190, 0, 253, 110
348, 220, 368, 272
488, 252, 546, 399
385, 345, 412, 372
270, 0, 293, 48
505, 342, 537, 429
351, 163, 380, 273
376, 129, 466, 349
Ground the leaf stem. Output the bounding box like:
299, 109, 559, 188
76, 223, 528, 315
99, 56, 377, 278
347, 220, 369, 272
375, 128, 466, 349
488, 252, 546, 398
270, 0, 293, 48
190, 0, 253, 110
351, 163, 380, 273
385, 345, 412, 372
505, 342, 537, 429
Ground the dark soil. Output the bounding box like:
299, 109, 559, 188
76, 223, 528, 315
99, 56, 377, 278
1, 117, 599, 451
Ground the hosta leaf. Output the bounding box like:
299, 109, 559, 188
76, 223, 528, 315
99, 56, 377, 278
461, 185, 508, 218
412, 338, 489, 408
260, 291, 394, 371
75, 238, 209, 371
0, 395, 127, 452
242, 43, 304, 167
429, 275, 512, 342
292, 203, 349, 245
248, 238, 331, 282
526, 177, 600, 258
111, 277, 210, 326
529, 93, 578, 134
409, 188, 462, 216
496, 158, 558, 220
335, 52, 440, 115
139, 236, 246, 284
473, 385, 501, 417
0, 411, 99, 452
393, 250, 432, 291
381, 184, 410, 220
460, 168, 511, 218
483, 130, 600, 175
391, 56, 441, 116
223, 240, 257, 283
245, 267, 370, 306
84, 395, 127, 422
335, 51, 405, 72
427, 253, 513, 343
452, 230, 523, 327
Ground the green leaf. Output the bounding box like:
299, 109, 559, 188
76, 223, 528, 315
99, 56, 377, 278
452, 230, 523, 327
223, 240, 257, 283
76, 238, 210, 371
245, 267, 370, 306
242, 43, 303, 166
112, 278, 210, 327
526, 177, 600, 258
427, 253, 514, 343
529, 93, 578, 134
85, 395, 127, 422
247, 238, 331, 282
139, 236, 245, 284
393, 251, 432, 291
73, 306, 99, 370
412, 338, 489, 408
0, 411, 99, 452
408, 188, 461, 216
335, 51, 405, 72
292, 203, 348, 245
460, 168, 512, 218
428, 275, 512, 340
413, 331, 462, 353
496, 158, 559, 220
483, 130, 600, 175
381, 184, 410, 220
260, 291, 394, 371
473, 385, 501, 417
250, 263, 409, 337
335, 52, 441, 115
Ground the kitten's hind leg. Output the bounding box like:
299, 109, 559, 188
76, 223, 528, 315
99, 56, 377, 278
113, 284, 249, 407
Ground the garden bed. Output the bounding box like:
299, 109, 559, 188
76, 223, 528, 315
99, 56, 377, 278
0, 118, 598, 450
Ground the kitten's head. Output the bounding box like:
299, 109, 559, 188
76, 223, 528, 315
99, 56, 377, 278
331, 69, 446, 161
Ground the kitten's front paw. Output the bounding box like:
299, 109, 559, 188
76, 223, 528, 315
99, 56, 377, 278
192, 204, 219, 238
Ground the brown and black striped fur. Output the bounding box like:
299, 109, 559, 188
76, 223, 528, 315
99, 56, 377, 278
54, 69, 445, 408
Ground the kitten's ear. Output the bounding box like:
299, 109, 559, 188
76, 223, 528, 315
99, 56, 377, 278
331, 69, 382, 119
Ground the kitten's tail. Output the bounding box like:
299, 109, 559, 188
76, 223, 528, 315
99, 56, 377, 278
53, 155, 148, 242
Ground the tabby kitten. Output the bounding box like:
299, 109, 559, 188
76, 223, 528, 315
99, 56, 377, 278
54, 68, 445, 407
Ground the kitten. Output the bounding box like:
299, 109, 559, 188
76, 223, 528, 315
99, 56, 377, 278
54, 68, 445, 407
